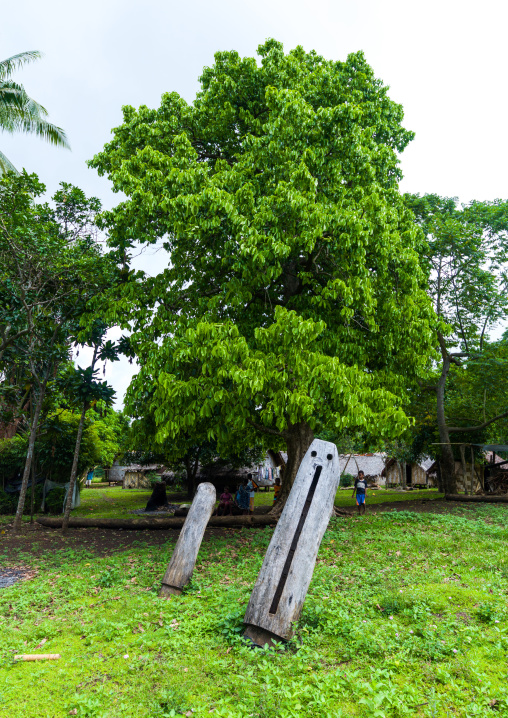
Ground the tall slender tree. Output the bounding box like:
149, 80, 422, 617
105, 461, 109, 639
406, 194, 508, 492
61, 327, 116, 533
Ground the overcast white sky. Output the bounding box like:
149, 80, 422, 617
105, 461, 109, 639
2, 0, 507, 407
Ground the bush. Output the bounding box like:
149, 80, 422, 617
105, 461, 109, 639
340, 473, 354, 488
44, 486, 66, 514
0, 489, 16, 514
0, 484, 66, 515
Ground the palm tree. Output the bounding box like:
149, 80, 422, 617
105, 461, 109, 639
0, 51, 69, 173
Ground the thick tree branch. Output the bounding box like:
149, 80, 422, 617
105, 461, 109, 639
245, 417, 285, 438
447, 408, 508, 433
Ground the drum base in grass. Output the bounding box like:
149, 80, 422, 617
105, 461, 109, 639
243, 624, 285, 649
159, 583, 183, 597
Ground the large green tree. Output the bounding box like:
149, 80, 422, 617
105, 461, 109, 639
0, 51, 68, 173
91, 40, 435, 508
406, 194, 508, 492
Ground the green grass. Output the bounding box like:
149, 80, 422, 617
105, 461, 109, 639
74, 488, 154, 519
2, 504, 508, 716
0, 486, 445, 525
72, 486, 444, 519
334, 487, 444, 508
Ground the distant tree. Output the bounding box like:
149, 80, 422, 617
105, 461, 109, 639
406, 193, 508, 492
60, 324, 117, 533
91, 40, 436, 511
0, 51, 69, 173
0, 173, 117, 531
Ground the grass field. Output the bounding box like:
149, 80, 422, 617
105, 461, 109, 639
1, 498, 508, 716
69, 485, 445, 520
0, 486, 445, 525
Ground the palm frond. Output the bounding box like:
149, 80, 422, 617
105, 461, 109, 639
0, 51, 42, 79
0, 51, 69, 151
0, 80, 49, 116
19, 117, 70, 148
0, 149, 19, 175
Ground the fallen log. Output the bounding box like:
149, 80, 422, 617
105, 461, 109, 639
445, 494, 508, 503
36, 514, 278, 530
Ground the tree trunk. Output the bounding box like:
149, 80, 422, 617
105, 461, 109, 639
436, 461, 444, 493
29, 394, 36, 524
13, 377, 48, 533
470, 445, 475, 494
184, 453, 200, 499
30, 453, 36, 524
145, 481, 169, 511
62, 401, 87, 534
460, 444, 467, 495
269, 421, 314, 516
436, 341, 458, 494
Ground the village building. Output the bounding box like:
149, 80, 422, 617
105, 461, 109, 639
108, 460, 167, 489
339, 453, 386, 484
382, 457, 435, 488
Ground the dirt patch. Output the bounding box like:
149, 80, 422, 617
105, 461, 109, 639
0, 565, 37, 588
456, 612, 471, 624
0, 520, 260, 561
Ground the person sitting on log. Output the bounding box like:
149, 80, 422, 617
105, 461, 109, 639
273, 475, 281, 504
217, 486, 234, 516
235, 480, 250, 515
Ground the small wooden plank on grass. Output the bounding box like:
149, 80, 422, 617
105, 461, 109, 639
159, 482, 216, 597
14, 653, 61, 661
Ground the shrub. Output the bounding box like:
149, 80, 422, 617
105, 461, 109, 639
44, 486, 66, 514
0, 489, 15, 514
0, 484, 70, 515
340, 473, 354, 488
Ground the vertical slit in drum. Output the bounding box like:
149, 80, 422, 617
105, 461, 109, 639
269, 464, 322, 614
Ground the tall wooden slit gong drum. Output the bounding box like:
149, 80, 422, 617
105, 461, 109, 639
160, 482, 216, 597
243, 439, 340, 647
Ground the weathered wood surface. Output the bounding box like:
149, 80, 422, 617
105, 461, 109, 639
159, 482, 216, 596
37, 514, 277, 530
244, 439, 340, 645
445, 494, 508, 503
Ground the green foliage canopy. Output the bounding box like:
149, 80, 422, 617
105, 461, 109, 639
91, 40, 436, 478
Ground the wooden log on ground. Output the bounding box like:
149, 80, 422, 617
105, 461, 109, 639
159, 482, 216, 597
14, 653, 61, 661
243, 438, 340, 648
36, 514, 277, 530
445, 494, 508, 503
